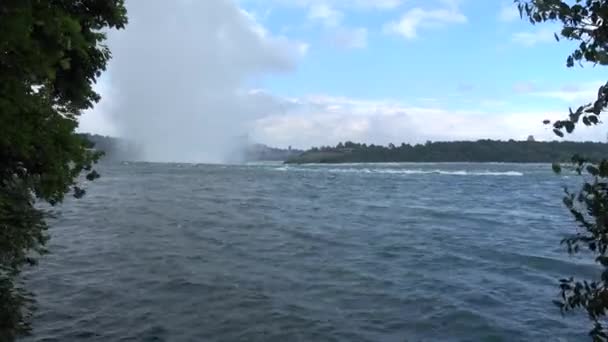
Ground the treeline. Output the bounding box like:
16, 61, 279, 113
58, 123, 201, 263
285, 140, 608, 164
78, 133, 141, 161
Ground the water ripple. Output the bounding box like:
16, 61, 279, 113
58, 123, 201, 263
21, 162, 588, 341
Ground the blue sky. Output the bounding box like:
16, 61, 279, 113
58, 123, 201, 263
240, 0, 599, 110
81, 0, 607, 153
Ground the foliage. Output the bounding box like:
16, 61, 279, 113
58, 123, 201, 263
0, 0, 127, 339
285, 139, 608, 164
516, 0, 608, 340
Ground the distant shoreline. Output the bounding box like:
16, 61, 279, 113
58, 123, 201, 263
285, 140, 608, 164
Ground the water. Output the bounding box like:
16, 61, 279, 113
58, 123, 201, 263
22, 162, 596, 341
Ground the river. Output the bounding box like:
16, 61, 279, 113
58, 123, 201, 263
22, 162, 593, 341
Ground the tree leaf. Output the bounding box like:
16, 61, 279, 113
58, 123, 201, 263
587, 165, 599, 176
553, 163, 562, 174
59, 58, 71, 70
554, 129, 564, 137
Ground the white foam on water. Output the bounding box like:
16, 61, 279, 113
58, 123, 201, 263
272, 167, 524, 176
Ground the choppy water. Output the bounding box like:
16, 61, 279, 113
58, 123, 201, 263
22, 162, 597, 341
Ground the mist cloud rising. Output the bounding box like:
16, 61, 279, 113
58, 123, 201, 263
106, 0, 305, 163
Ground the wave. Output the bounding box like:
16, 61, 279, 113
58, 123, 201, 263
273, 167, 523, 176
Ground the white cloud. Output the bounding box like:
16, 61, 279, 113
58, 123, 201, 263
530, 82, 605, 103
384, 4, 467, 39
248, 94, 607, 149
308, 3, 343, 27
244, 0, 402, 50
365, 0, 402, 9
498, 3, 519, 22
304, 2, 369, 49
512, 28, 556, 46
245, 0, 402, 10
332, 27, 368, 49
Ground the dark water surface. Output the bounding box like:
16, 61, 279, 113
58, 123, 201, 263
22, 162, 596, 341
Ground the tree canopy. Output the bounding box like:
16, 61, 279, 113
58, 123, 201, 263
285, 140, 608, 164
516, 0, 608, 340
0, 1, 127, 339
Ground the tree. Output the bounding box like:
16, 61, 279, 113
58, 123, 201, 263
0, 1, 127, 340
284, 139, 608, 164
515, 0, 608, 340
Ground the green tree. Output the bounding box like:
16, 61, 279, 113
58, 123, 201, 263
0, 1, 127, 340
515, 0, 608, 340
285, 140, 608, 164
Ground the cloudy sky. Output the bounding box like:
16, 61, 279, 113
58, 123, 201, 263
80, 0, 607, 159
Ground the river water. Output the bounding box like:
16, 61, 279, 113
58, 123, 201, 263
22, 162, 595, 341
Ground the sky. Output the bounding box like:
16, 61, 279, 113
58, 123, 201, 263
79, 0, 608, 160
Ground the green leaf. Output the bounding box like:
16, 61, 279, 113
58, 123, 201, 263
59, 58, 71, 70
562, 27, 575, 37
553, 163, 562, 174
587, 165, 599, 176
518, 5, 523, 19
564, 121, 575, 133
85, 170, 100, 181
589, 115, 599, 125
553, 128, 564, 137
583, 116, 590, 125
73, 187, 86, 199
599, 160, 608, 177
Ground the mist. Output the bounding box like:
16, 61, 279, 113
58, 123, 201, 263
105, 0, 305, 163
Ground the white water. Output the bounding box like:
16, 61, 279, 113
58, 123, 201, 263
273, 166, 524, 176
